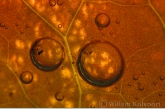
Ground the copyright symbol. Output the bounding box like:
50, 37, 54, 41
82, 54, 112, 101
99, 100, 107, 108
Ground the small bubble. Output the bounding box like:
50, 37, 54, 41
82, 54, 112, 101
115, 86, 118, 89
5, 26, 8, 29
160, 75, 165, 80
0, 22, 5, 27
26, 24, 30, 28
58, 24, 62, 28
20, 30, 24, 34
135, 97, 139, 100
138, 85, 144, 91
159, 93, 162, 96
20, 71, 33, 84
109, 31, 113, 35
57, 0, 64, 5
90, 104, 96, 108
98, 27, 103, 30
102, 33, 105, 36
128, 83, 131, 86
55, 92, 64, 101
137, 81, 141, 85
116, 19, 120, 24
49, 0, 56, 6
133, 75, 139, 80
62, 67, 64, 70
95, 13, 110, 28
141, 72, 145, 75
15, 22, 19, 26
153, 81, 157, 85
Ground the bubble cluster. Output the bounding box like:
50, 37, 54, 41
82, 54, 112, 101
20, 71, 33, 84
30, 37, 65, 71
77, 41, 123, 86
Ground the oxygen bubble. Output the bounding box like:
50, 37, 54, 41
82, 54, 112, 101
138, 85, 144, 91
30, 37, 65, 71
15, 22, 19, 26
95, 13, 110, 28
77, 41, 123, 86
20, 30, 24, 34
102, 33, 105, 36
159, 93, 162, 96
115, 86, 118, 89
58, 24, 62, 28
153, 81, 157, 85
137, 81, 141, 85
49, 0, 56, 6
141, 72, 145, 75
26, 24, 30, 28
109, 31, 113, 35
55, 92, 64, 101
160, 75, 165, 80
133, 75, 139, 80
128, 83, 131, 86
20, 71, 33, 84
0, 22, 5, 27
57, 0, 64, 5
98, 27, 103, 30
116, 19, 120, 24
135, 97, 139, 100
5, 26, 8, 29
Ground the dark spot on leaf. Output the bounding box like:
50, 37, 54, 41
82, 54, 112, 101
38, 50, 43, 55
